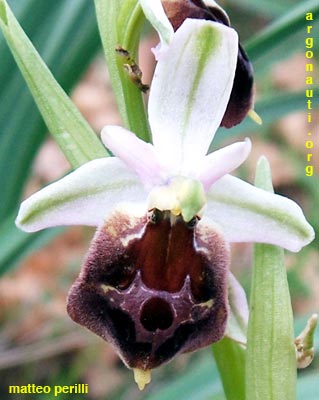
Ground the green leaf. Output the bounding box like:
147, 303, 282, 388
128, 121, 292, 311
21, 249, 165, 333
246, 0, 319, 61
94, 0, 151, 141
0, 0, 7, 24
212, 338, 246, 400
245, 157, 296, 400
0, 0, 107, 169
0, 0, 102, 274
0, 211, 63, 276
231, 0, 300, 18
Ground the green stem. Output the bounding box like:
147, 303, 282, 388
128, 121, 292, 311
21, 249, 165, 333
212, 338, 246, 400
94, 0, 151, 142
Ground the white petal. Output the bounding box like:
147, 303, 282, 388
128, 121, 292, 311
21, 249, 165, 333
148, 19, 238, 174
101, 125, 167, 188
225, 272, 248, 345
205, 175, 315, 252
197, 138, 251, 190
16, 158, 147, 232
139, 0, 174, 45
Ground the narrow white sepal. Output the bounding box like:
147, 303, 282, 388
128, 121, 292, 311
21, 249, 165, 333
197, 138, 251, 190
16, 158, 147, 232
148, 19, 238, 174
101, 125, 167, 188
139, 0, 174, 45
205, 174, 315, 252
225, 272, 248, 345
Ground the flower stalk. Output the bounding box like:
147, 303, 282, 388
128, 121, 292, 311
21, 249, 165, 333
212, 337, 246, 400
94, 0, 151, 142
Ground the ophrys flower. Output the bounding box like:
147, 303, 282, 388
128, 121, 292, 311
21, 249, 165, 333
16, 18, 314, 388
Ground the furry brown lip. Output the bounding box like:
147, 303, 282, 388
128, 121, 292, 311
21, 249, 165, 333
67, 207, 230, 370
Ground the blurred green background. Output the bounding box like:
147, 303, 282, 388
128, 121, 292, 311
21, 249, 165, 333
0, 0, 318, 399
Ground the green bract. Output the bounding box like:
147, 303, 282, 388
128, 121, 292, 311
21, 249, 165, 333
246, 157, 297, 400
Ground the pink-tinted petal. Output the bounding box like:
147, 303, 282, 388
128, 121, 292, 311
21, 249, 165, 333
148, 19, 238, 174
205, 175, 315, 252
101, 126, 167, 188
225, 272, 248, 345
16, 158, 147, 232
196, 138, 251, 190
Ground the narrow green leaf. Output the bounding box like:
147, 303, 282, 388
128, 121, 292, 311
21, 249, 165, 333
232, 0, 299, 18
245, 157, 297, 400
0, 0, 102, 274
94, 0, 151, 142
212, 338, 246, 400
0, 211, 63, 276
0, 0, 107, 168
246, 0, 319, 61
0, 0, 102, 219
0, 0, 7, 24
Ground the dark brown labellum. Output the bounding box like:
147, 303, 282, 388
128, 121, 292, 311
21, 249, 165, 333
67, 207, 229, 370
161, 0, 254, 128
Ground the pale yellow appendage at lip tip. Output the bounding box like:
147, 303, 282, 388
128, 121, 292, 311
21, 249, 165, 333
133, 368, 152, 390
248, 109, 262, 125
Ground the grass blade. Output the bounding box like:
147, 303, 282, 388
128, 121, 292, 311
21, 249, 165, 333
0, 0, 107, 169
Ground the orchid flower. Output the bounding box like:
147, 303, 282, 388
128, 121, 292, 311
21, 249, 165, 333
16, 17, 314, 388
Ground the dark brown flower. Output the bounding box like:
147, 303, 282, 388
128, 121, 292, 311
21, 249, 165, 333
161, 0, 254, 128
67, 206, 229, 370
